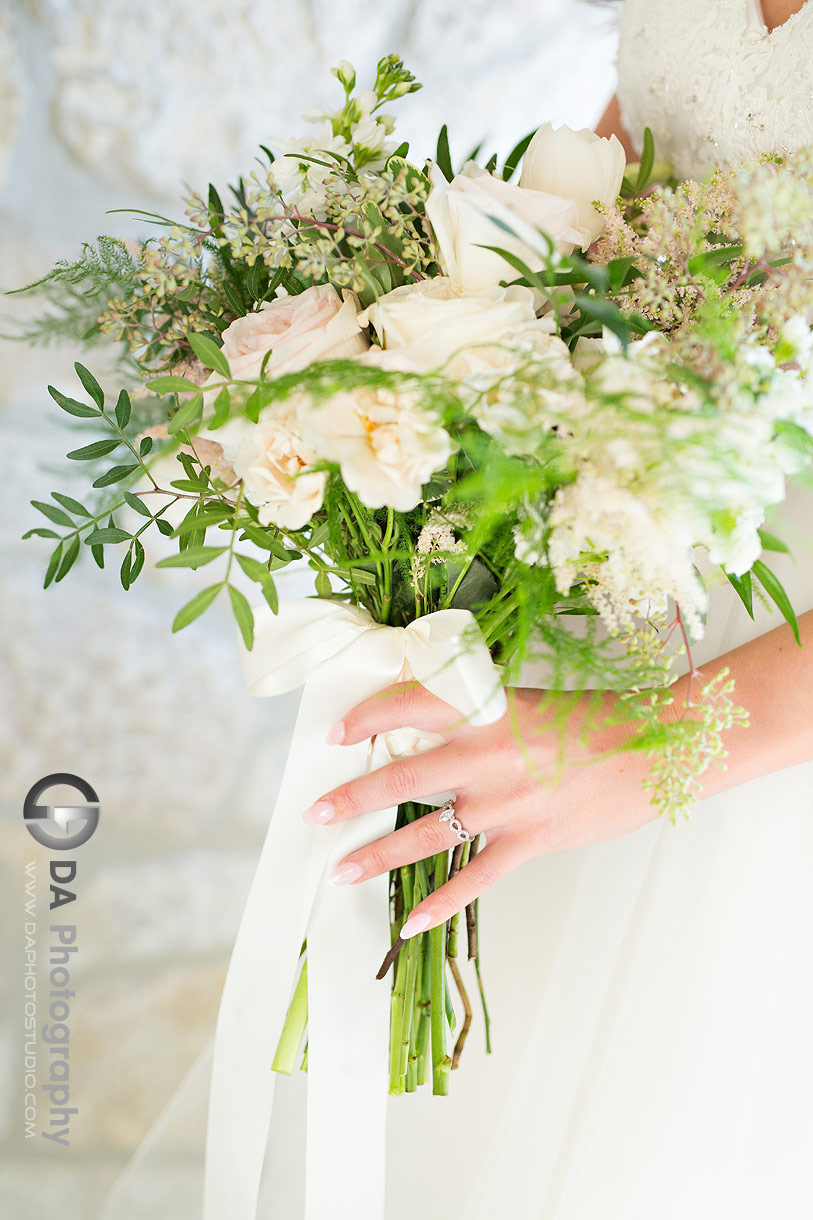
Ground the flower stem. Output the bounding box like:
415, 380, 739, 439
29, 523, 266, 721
429, 849, 452, 1095
271, 955, 308, 1073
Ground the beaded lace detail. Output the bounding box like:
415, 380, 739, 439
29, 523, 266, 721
617, 0, 813, 178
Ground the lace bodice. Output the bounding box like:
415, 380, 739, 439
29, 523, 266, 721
617, 0, 813, 178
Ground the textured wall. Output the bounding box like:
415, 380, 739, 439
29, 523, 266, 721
0, 2, 617, 1215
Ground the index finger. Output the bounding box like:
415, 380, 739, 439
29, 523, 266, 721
332, 682, 470, 746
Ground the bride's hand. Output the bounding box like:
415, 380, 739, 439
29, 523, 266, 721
301, 683, 665, 937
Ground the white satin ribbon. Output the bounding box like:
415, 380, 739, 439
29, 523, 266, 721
203, 599, 506, 1220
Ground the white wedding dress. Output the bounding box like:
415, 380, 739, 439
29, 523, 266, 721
100, 4, 813, 1218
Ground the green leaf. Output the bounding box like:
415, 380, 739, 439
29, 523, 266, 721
48, 385, 100, 418
84, 527, 132, 545
606, 256, 640, 293
67, 438, 122, 461
245, 259, 266, 303
209, 386, 231, 431
758, 529, 790, 555
91, 543, 105, 569
123, 491, 154, 518
752, 559, 801, 645
636, 126, 654, 191
54, 536, 80, 582
173, 506, 234, 535
139, 435, 154, 457
228, 584, 255, 649
387, 141, 410, 162
223, 281, 247, 317
31, 499, 74, 527
155, 545, 228, 568
435, 124, 454, 183
169, 478, 210, 493
571, 294, 635, 346
238, 525, 294, 561
155, 517, 175, 537
52, 491, 91, 517
130, 538, 146, 583
188, 331, 231, 377
92, 463, 140, 488
315, 569, 332, 597
115, 388, 132, 429
168, 393, 203, 436
235, 553, 273, 582
502, 129, 536, 182
448, 557, 499, 611
74, 362, 104, 409
261, 576, 279, 614
172, 583, 223, 632
44, 543, 63, 589
120, 547, 133, 590
724, 568, 754, 618
22, 527, 60, 540
245, 386, 262, 423
145, 375, 201, 395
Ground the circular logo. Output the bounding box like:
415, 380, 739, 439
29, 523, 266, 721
23, 773, 100, 850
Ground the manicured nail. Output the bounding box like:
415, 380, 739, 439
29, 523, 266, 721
330, 860, 363, 886
400, 912, 433, 939
325, 720, 346, 746
302, 800, 335, 826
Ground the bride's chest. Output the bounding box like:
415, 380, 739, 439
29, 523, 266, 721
617, 0, 813, 177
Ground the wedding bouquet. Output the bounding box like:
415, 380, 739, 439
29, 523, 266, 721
19, 56, 813, 1103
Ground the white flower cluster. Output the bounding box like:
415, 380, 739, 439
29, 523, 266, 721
269, 60, 401, 217
512, 323, 813, 638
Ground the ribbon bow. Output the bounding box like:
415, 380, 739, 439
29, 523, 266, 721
203, 598, 506, 1220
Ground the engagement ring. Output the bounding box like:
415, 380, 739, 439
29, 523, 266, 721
437, 799, 472, 843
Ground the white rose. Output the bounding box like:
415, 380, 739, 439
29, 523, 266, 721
298, 359, 453, 511
357, 276, 541, 375
520, 123, 626, 246
425, 161, 586, 292
211, 401, 326, 531
207, 284, 368, 396
456, 324, 583, 452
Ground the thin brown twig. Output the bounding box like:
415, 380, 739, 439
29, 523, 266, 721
465, 835, 482, 961
449, 957, 472, 1070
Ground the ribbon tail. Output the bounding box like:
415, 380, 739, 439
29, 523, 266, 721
305, 806, 393, 1220
202, 675, 335, 1220
204, 627, 405, 1220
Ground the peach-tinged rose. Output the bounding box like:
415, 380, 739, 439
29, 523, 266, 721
425, 162, 586, 293
520, 124, 626, 246
207, 284, 369, 393
210, 401, 326, 531
357, 277, 542, 376
298, 352, 453, 511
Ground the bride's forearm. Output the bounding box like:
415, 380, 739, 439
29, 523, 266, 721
671, 609, 813, 798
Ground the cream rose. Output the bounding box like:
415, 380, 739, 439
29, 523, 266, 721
207, 284, 368, 392
211, 402, 326, 531
520, 123, 626, 246
298, 356, 453, 511
425, 161, 586, 292
455, 324, 584, 453
357, 277, 542, 376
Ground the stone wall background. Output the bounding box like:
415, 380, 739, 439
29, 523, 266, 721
0, 2, 617, 1216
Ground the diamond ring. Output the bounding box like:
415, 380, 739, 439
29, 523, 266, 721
437, 799, 472, 843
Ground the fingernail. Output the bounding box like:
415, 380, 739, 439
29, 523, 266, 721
330, 860, 363, 886
302, 800, 335, 826
325, 720, 346, 746
400, 911, 433, 939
